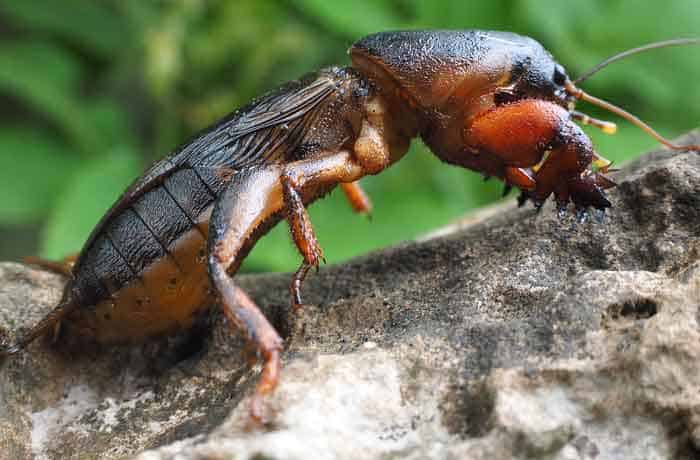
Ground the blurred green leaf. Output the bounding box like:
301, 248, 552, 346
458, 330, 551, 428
0, 41, 98, 153
83, 99, 136, 151
292, 0, 404, 37
0, 41, 80, 92
406, 1, 512, 30
0, 0, 697, 269
0, 0, 130, 57
40, 147, 142, 258
0, 128, 78, 224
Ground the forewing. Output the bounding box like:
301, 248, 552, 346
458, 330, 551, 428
73, 72, 338, 259
175, 74, 337, 169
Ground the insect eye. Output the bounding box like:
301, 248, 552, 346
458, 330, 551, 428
553, 65, 567, 86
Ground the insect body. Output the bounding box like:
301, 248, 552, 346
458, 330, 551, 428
1, 30, 697, 422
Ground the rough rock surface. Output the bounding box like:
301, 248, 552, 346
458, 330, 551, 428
1, 131, 699, 460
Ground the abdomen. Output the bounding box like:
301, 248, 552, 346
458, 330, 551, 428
64, 168, 228, 344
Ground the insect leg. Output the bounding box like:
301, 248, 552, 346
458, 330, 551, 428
290, 262, 312, 311
341, 181, 372, 215
280, 173, 324, 269
24, 253, 78, 277
209, 154, 365, 420
466, 98, 613, 210
208, 166, 287, 423
0, 292, 76, 360
279, 152, 366, 308
280, 149, 388, 308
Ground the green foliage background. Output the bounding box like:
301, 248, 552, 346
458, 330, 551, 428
0, 0, 698, 272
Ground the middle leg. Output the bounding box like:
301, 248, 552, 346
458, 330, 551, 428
279, 152, 366, 309
207, 152, 366, 419
208, 166, 288, 422
341, 181, 372, 215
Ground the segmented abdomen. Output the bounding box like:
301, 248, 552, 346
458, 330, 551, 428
64, 167, 230, 342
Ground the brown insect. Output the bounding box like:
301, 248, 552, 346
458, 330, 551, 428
1, 30, 698, 422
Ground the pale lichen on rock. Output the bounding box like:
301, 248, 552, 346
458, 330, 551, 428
1, 131, 699, 460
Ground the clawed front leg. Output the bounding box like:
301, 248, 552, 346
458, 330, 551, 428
466, 98, 615, 211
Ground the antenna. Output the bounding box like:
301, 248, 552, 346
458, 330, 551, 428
573, 38, 700, 84
565, 81, 700, 151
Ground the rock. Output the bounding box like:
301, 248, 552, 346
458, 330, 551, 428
1, 131, 699, 460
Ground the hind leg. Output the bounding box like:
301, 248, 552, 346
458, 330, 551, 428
0, 292, 72, 360
210, 260, 283, 422
208, 152, 371, 420
24, 253, 78, 277
207, 166, 287, 422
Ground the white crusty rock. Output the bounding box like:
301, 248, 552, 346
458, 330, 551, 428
1, 131, 699, 460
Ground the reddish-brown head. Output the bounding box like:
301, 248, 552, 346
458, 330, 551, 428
350, 30, 568, 108
351, 31, 698, 214
350, 30, 573, 163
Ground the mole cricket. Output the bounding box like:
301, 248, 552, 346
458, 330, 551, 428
1, 30, 698, 422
